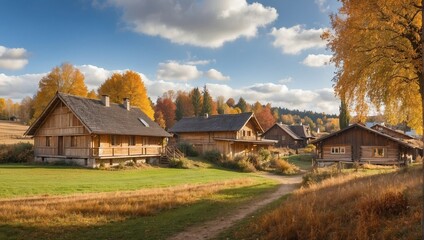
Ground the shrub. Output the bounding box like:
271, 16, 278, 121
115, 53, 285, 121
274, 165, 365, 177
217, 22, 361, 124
303, 144, 316, 154
0, 143, 34, 163
258, 148, 271, 162
177, 142, 199, 157
302, 167, 341, 187
203, 150, 222, 163
274, 158, 299, 175
237, 159, 257, 172
168, 158, 188, 169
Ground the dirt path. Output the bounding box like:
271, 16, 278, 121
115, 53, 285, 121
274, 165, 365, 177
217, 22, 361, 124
168, 173, 303, 240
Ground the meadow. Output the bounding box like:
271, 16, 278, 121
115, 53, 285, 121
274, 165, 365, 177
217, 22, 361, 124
0, 120, 32, 145
228, 165, 422, 240
0, 164, 278, 239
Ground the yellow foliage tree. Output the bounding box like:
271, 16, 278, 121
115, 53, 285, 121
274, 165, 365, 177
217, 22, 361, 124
325, 0, 422, 134
98, 70, 154, 119
33, 63, 88, 121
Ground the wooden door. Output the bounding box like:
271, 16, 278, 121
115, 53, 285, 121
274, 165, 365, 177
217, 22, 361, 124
58, 136, 64, 155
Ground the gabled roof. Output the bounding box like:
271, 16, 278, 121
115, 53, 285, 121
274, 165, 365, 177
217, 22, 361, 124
262, 123, 315, 140
169, 112, 263, 133
288, 125, 316, 139
25, 92, 171, 137
371, 124, 415, 140
311, 123, 418, 149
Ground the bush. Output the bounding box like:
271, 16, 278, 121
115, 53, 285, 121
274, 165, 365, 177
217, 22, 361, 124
0, 143, 34, 163
274, 158, 300, 175
203, 150, 222, 163
303, 144, 316, 154
237, 159, 257, 172
177, 142, 199, 157
168, 158, 188, 169
301, 167, 342, 187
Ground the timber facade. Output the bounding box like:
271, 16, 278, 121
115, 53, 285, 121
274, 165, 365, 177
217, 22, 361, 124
169, 113, 276, 158
262, 123, 315, 149
312, 123, 420, 165
25, 93, 171, 168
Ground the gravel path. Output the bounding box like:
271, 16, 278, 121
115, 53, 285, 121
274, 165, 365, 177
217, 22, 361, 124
168, 173, 303, 240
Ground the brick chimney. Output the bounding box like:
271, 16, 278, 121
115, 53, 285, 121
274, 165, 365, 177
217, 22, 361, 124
123, 98, 130, 111
101, 95, 110, 107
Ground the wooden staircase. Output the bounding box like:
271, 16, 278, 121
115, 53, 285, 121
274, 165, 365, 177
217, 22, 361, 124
160, 146, 184, 164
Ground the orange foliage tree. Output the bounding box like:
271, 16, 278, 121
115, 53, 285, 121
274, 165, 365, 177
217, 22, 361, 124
33, 63, 88, 121
154, 95, 176, 130
98, 70, 154, 119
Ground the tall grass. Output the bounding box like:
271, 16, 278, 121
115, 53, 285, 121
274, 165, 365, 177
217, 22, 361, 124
234, 167, 422, 240
0, 179, 252, 227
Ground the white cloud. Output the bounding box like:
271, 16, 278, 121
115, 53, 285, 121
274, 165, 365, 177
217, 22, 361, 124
186, 60, 213, 65
270, 25, 327, 54
278, 77, 293, 84
204, 69, 230, 81
1, 64, 340, 114
315, 0, 330, 13
302, 54, 332, 67
157, 61, 202, 81
106, 0, 278, 48
0, 45, 29, 70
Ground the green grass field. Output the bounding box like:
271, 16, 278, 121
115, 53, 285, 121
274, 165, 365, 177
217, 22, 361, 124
0, 163, 279, 239
0, 164, 267, 198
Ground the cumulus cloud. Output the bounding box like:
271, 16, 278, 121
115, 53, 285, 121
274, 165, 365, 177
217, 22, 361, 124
270, 25, 327, 54
157, 61, 202, 81
302, 54, 332, 67
206, 83, 339, 114
278, 77, 293, 84
0, 45, 29, 70
315, 0, 330, 12
186, 59, 213, 65
106, 0, 278, 48
1, 64, 340, 114
0, 73, 44, 101
204, 69, 230, 81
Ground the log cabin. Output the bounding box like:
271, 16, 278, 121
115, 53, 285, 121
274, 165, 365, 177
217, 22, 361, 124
311, 123, 421, 165
25, 92, 172, 168
370, 123, 415, 140
169, 112, 277, 158
262, 123, 316, 149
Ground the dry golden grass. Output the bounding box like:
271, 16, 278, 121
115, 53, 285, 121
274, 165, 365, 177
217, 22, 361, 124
0, 179, 253, 228
0, 120, 32, 144
236, 167, 422, 240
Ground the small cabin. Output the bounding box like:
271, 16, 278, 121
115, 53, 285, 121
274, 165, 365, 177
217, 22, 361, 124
262, 123, 316, 149
169, 112, 276, 158
25, 92, 171, 168
311, 123, 420, 165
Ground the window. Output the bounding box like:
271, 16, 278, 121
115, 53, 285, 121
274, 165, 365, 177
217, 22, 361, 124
46, 136, 51, 147
129, 136, 136, 146
111, 135, 120, 146
71, 136, 77, 147
242, 130, 246, 137
331, 147, 345, 154
373, 148, 385, 158
247, 131, 251, 137
281, 135, 286, 141
138, 118, 150, 127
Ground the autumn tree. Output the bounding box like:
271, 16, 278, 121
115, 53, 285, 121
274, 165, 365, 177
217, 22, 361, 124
19, 96, 34, 124
255, 104, 275, 131
324, 0, 422, 133
33, 63, 88, 120
155, 111, 166, 129
226, 98, 235, 108
98, 70, 154, 119
217, 96, 226, 114
0, 98, 5, 119
155, 95, 176, 129
190, 87, 202, 116
281, 114, 294, 125
339, 99, 350, 129
236, 97, 248, 113
87, 90, 98, 99
201, 86, 213, 116
175, 91, 194, 120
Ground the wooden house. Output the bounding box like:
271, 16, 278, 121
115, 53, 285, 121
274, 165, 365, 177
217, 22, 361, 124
25, 92, 172, 168
311, 123, 420, 165
262, 123, 316, 149
370, 123, 415, 140
169, 112, 276, 157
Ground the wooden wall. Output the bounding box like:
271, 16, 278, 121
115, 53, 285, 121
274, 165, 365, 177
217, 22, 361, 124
237, 121, 259, 140
263, 125, 301, 149
317, 125, 403, 162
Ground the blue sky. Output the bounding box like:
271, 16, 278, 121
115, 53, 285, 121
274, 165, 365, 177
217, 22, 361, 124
0, 0, 341, 114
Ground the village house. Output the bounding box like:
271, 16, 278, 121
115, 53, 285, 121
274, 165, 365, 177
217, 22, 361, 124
262, 123, 316, 149
311, 123, 421, 165
169, 112, 276, 158
25, 92, 172, 168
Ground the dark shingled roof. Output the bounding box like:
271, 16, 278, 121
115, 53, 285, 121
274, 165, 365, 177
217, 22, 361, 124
275, 124, 302, 140
311, 123, 418, 149
288, 125, 315, 139
26, 93, 171, 137
169, 112, 263, 133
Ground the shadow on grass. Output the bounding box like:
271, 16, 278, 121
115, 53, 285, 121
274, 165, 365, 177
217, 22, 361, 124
0, 183, 278, 240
